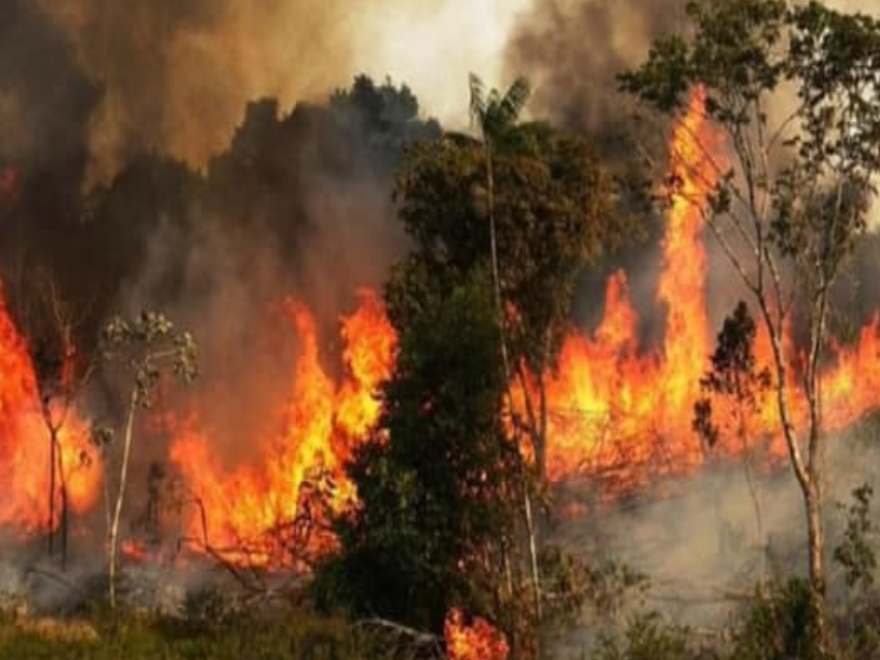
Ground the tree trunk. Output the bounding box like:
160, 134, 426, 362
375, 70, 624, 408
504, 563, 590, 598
108, 391, 138, 609
805, 472, 828, 654
523, 484, 542, 660
56, 439, 69, 571
484, 139, 543, 628
47, 431, 56, 558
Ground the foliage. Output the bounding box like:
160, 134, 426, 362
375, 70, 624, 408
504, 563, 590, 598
98, 310, 198, 609
622, 1, 880, 647
395, 115, 625, 377
314, 274, 518, 633
0, 605, 376, 660
331, 74, 441, 161
694, 301, 771, 449
539, 546, 648, 628
833, 484, 876, 592
593, 613, 697, 660
394, 86, 632, 484
469, 75, 531, 145
729, 579, 825, 660
100, 311, 198, 408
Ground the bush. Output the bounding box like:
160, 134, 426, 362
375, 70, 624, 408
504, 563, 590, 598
728, 579, 824, 660
593, 613, 702, 660
0, 605, 374, 660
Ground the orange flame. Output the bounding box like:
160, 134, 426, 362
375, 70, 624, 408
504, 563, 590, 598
539, 87, 880, 496
444, 608, 509, 660
0, 166, 19, 206
5, 87, 878, 564
169, 290, 397, 566
0, 267, 100, 535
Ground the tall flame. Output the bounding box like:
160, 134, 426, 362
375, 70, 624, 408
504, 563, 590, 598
169, 289, 397, 566
0, 258, 100, 533
541, 88, 880, 496
3, 88, 880, 563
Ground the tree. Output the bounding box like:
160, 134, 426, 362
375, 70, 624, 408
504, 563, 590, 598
10, 269, 95, 569
468, 74, 543, 625
316, 274, 520, 641
98, 311, 197, 609
396, 79, 629, 479
393, 79, 631, 637
693, 301, 772, 582
621, 0, 880, 649
467, 74, 531, 388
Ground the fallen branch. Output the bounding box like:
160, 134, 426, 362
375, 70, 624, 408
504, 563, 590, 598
353, 617, 444, 657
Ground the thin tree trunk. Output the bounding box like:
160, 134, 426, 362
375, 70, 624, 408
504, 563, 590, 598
108, 391, 138, 609
523, 486, 542, 621
484, 141, 542, 628
56, 437, 69, 571
737, 411, 765, 584
47, 430, 56, 558
805, 441, 828, 654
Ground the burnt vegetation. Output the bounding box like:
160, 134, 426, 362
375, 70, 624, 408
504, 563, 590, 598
1, 1, 880, 660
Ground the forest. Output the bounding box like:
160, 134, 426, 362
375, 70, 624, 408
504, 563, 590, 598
2, 0, 880, 658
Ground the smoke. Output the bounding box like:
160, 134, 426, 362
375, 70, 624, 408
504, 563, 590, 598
505, 0, 687, 135
23, 0, 535, 189
32, 0, 366, 187
551, 418, 880, 656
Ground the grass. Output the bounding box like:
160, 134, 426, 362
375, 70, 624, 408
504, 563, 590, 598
0, 604, 371, 660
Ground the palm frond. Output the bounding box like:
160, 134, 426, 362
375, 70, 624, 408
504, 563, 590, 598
497, 77, 531, 127
469, 73, 487, 127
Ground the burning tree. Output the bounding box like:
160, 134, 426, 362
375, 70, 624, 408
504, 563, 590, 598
621, 0, 880, 649
694, 301, 772, 583
391, 77, 634, 632
318, 275, 521, 638
98, 311, 197, 609
5, 266, 98, 569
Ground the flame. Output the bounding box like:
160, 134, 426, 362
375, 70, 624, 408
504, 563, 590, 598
170, 88, 880, 563
169, 290, 397, 566
0, 264, 100, 535
536, 88, 723, 491
0, 166, 18, 206
539, 87, 880, 496
121, 539, 148, 563
444, 608, 509, 660
4, 87, 879, 565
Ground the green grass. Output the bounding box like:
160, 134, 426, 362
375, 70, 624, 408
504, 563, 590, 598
0, 606, 370, 660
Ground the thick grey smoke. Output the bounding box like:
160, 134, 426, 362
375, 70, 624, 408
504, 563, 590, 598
32, 0, 369, 187
505, 0, 687, 135
550, 419, 880, 657
29, 0, 530, 188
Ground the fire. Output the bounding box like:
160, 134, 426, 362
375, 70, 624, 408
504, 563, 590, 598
169, 87, 880, 563
540, 87, 880, 495
0, 166, 18, 206
121, 539, 148, 563
444, 608, 509, 660
537, 88, 725, 491
0, 260, 100, 534
169, 289, 397, 566
3, 87, 879, 566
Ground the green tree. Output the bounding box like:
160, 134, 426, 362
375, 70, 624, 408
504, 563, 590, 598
694, 301, 771, 583
98, 312, 197, 609
621, 1, 880, 649
392, 78, 631, 636
396, 80, 628, 480
316, 274, 519, 637
468, 74, 544, 624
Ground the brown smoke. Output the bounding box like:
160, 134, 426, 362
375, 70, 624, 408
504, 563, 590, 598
504, 0, 687, 134
33, 0, 418, 187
